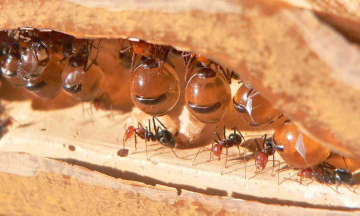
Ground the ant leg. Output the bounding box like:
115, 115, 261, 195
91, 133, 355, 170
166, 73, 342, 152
283, 171, 300, 185
130, 53, 142, 74
218, 65, 232, 84
312, 171, 339, 194
236, 145, 241, 157
234, 127, 245, 142
273, 154, 275, 168
184, 55, 197, 82
170, 147, 179, 158
85, 39, 102, 72
221, 147, 229, 175
154, 116, 167, 130
342, 156, 349, 169
145, 127, 149, 160
134, 133, 138, 151
244, 153, 247, 179
192, 147, 203, 166
268, 159, 281, 185
85, 104, 95, 125
323, 161, 335, 169
214, 131, 221, 141
81, 102, 86, 122
342, 183, 357, 194
223, 125, 226, 140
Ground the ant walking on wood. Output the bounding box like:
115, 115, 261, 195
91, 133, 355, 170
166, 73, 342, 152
121, 116, 178, 160
192, 126, 245, 175
246, 134, 281, 183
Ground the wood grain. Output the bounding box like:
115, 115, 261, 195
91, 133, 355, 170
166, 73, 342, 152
0, 152, 358, 215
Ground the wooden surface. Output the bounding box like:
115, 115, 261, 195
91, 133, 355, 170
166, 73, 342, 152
0, 95, 360, 212
0, 152, 358, 216
0, 39, 360, 213
1, 0, 360, 158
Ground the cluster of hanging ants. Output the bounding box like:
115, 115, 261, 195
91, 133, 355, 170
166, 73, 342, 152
0, 28, 358, 194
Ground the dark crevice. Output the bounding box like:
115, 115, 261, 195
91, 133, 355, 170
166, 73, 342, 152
314, 11, 360, 45
52, 157, 359, 212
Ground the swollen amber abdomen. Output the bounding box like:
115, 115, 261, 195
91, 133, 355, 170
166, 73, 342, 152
233, 84, 282, 126
185, 68, 231, 123
273, 120, 330, 168
61, 64, 105, 102
130, 59, 180, 116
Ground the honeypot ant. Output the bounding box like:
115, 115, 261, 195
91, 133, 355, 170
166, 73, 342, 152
192, 126, 245, 175
121, 116, 178, 160
15, 28, 52, 79
182, 52, 234, 84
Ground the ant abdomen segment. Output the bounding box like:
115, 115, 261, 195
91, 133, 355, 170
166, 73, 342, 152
233, 84, 282, 127
185, 67, 231, 124
130, 58, 180, 116
273, 120, 330, 169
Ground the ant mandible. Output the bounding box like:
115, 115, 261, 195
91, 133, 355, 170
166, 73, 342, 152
121, 116, 178, 160
192, 126, 245, 175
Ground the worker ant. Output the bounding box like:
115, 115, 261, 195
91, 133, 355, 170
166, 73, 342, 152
192, 126, 245, 175
246, 134, 281, 182
289, 160, 359, 194
121, 116, 178, 160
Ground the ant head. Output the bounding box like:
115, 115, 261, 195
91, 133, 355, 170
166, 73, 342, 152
4, 118, 13, 127
132, 41, 152, 56
92, 98, 102, 111
255, 151, 268, 170
297, 168, 313, 178
212, 144, 223, 158
125, 126, 135, 140
196, 54, 210, 66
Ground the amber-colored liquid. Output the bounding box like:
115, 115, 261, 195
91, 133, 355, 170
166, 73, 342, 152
233, 85, 282, 126
131, 62, 180, 116
18, 46, 49, 79
185, 70, 231, 123
61, 64, 105, 102
25, 54, 63, 100
1, 55, 23, 87
273, 121, 330, 168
